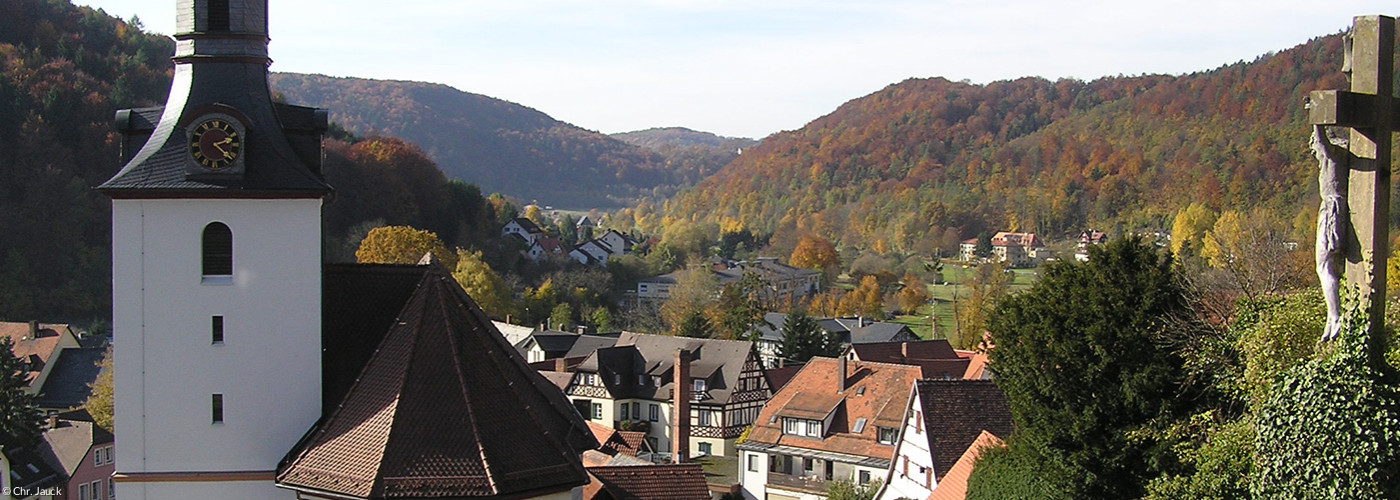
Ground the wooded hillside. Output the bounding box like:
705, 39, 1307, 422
654, 33, 1376, 256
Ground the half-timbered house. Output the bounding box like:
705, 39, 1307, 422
563, 332, 773, 459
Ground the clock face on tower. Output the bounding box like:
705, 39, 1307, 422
190, 118, 243, 171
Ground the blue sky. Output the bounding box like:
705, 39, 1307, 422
85, 0, 1395, 139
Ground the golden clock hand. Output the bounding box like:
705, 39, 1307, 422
211, 137, 236, 158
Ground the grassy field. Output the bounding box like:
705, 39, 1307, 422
890, 265, 1039, 341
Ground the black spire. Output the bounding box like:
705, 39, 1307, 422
100, 0, 331, 198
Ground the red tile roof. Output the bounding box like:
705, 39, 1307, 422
277, 264, 596, 499
746, 358, 922, 460
0, 322, 73, 385
846, 340, 972, 379
584, 464, 711, 500
927, 431, 1004, 500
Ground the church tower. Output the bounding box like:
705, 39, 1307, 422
99, 1, 329, 498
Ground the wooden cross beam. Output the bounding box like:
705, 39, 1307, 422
1307, 15, 1397, 344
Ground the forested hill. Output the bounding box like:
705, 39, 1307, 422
612, 127, 758, 191
271, 74, 698, 208
656, 32, 1369, 255
0, 0, 175, 323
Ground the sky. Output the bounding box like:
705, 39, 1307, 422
84, 0, 1396, 139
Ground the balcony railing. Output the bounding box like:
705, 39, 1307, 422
767, 472, 828, 495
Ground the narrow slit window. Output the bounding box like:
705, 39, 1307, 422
207, 0, 230, 31
202, 222, 233, 280
212, 394, 224, 423
212, 316, 224, 344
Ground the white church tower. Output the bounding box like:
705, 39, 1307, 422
99, 1, 330, 498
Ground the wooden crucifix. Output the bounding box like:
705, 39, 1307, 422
1307, 15, 1397, 351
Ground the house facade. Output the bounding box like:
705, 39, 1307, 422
503, 217, 545, 246
1075, 229, 1107, 262
958, 232, 1049, 267
737, 358, 922, 500
876, 380, 1012, 500
562, 333, 773, 459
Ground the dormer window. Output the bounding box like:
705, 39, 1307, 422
877, 426, 898, 445
693, 379, 707, 392
782, 418, 821, 437
201, 222, 233, 284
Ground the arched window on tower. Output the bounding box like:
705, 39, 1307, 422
207, 0, 230, 31
202, 222, 233, 284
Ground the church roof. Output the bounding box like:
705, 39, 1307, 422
278, 263, 595, 499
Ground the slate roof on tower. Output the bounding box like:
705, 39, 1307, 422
277, 263, 596, 499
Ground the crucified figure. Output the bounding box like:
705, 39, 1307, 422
1310, 125, 1349, 341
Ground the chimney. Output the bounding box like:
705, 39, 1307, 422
47, 412, 59, 429
838, 357, 848, 394
901, 342, 910, 361
27, 320, 38, 339
554, 358, 568, 372
672, 348, 691, 464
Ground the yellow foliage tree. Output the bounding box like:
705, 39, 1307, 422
839, 275, 885, 318
1170, 202, 1217, 256
791, 234, 840, 281
452, 249, 513, 320
355, 226, 458, 269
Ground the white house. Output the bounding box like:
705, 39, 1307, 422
875, 380, 1012, 500
503, 217, 545, 246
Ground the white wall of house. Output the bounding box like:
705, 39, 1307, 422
877, 391, 936, 500
112, 198, 321, 499
739, 450, 770, 500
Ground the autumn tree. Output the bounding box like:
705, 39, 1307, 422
712, 271, 769, 340
953, 262, 1010, 350
896, 273, 932, 314
1170, 203, 1217, 257
1199, 208, 1310, 300
83, 349, 114, 431
0, 337, 41, 444
551, 302, 575, 331
659, 264, 721, 333
791, 235, 840, 282
356, 226, 458, 269
452, 249, 513, 320
839, 275, 885, 319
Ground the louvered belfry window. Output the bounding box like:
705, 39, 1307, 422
208, 0, 231, 31
202, 222, 233, 276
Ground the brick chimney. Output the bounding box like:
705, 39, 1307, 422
554, 357, 568, 372
838, 357, 847, 394
901, 341, 910, 361
672, 348, 691, 464
27, 320, 38, 339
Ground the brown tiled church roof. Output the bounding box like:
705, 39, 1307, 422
277, 263, 596, 499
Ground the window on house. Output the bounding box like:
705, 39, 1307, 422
858, 470, 871, 484
632, 402, 641, 420
652, 375, 662, 387
591, 403, 603, 420
693, 379, 707, 392
747, 454, 758, 472
109, 477, 115, 498
806, 420, 819, 436
613, 373, 622, 385
877, 426, 897, 445
80, 483, 90, 500
620, 403, 630, 420
698, 442, 712, 455
649, 403, 659, 422
201, 222, 233, 282
638, 374, 648, 385
852, 417, 867, 434
211, 315, 224, 344
207, 0, 230, 31
91, 480, 102, 500
782, 418, 821, 437
697, 409, 713, 426
212, 394, 224, 424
